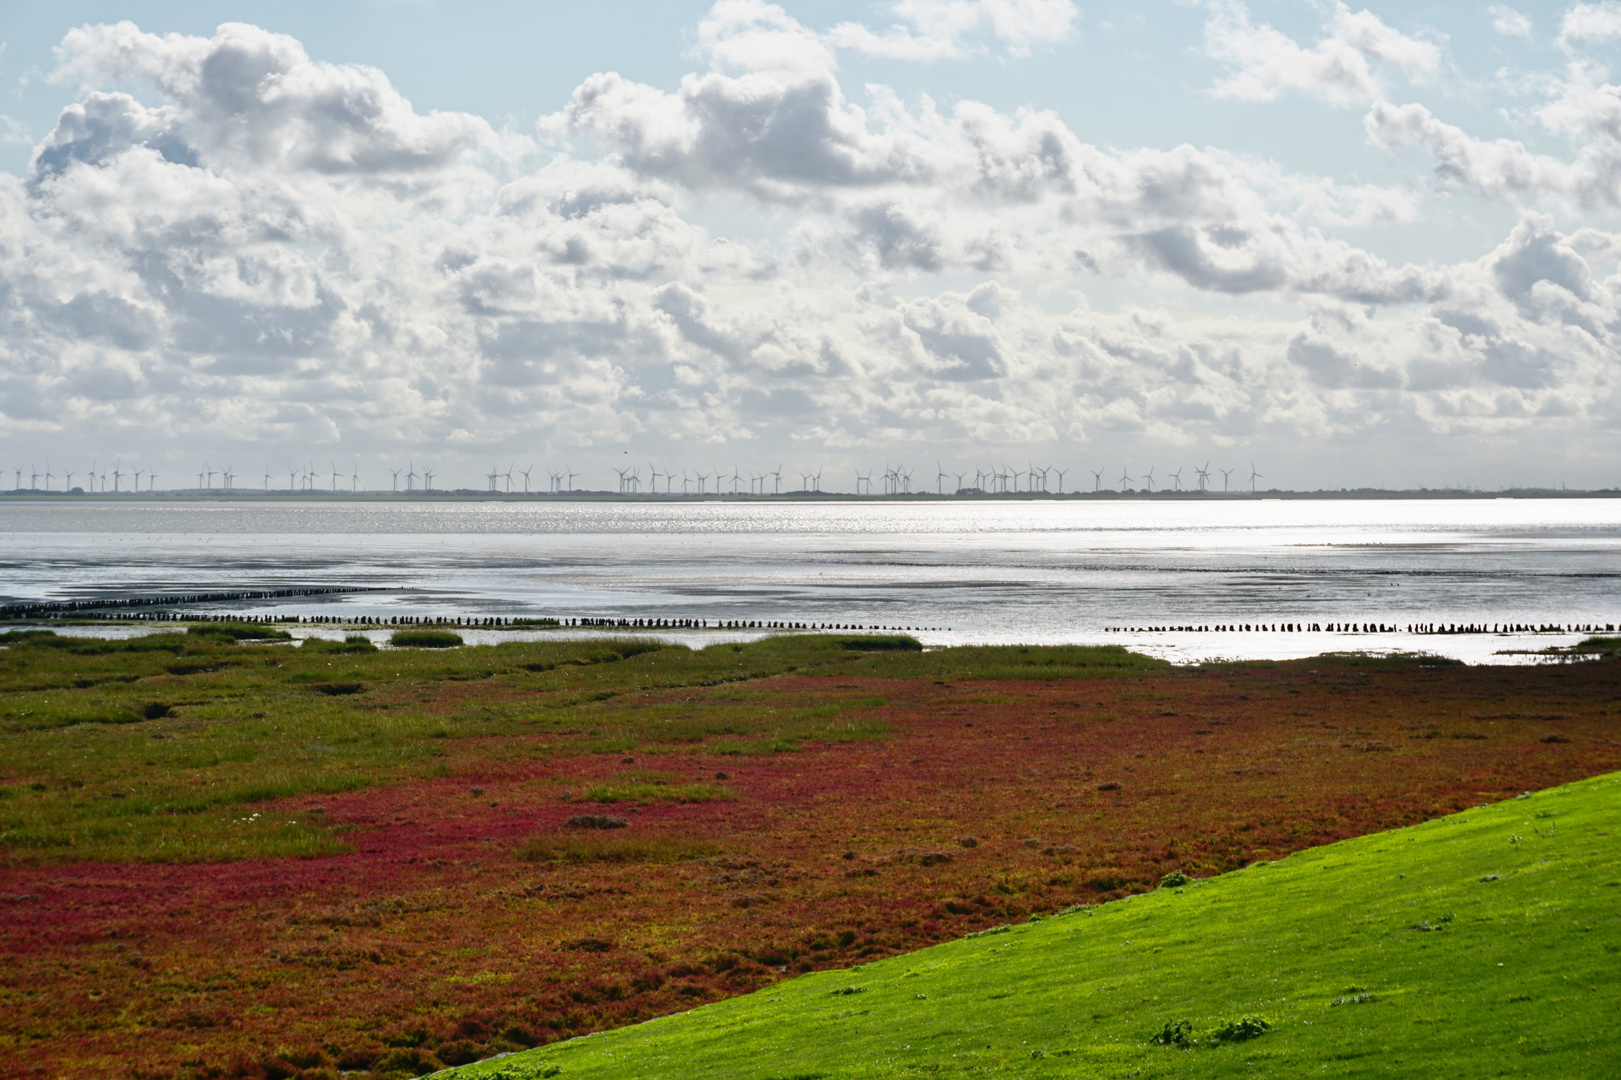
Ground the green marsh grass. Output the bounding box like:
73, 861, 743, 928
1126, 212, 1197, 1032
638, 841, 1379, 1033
187, 622, 294, 642
576, 782, 734, 804
390, 628, 464, 648
446, 771, 1621, 1079
837, 635, 923, 652
302, 634, 379, 654
0, 633, 1153, 864
515, 833, 720, 865
855, 642, 1171, 680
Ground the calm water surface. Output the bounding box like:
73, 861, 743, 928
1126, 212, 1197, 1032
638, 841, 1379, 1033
2, 497, 1618, 663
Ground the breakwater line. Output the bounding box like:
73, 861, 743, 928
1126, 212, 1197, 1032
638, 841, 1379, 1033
0, 586, 383, 621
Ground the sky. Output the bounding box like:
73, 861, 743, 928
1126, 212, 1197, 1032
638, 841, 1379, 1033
0, 0, 1619, 492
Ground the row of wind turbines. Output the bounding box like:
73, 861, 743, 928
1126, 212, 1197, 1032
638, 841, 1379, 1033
7, 462, 159, 492
1086, 461, 1266, 494
6, 458, 1268, 495
535, 460, 1266, 495
232, 462, 440, 492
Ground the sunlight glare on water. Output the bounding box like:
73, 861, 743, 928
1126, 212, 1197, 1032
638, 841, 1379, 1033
2, 497, 1618, 664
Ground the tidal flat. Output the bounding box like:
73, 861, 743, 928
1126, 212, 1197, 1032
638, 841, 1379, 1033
1, 628, 1617, 1078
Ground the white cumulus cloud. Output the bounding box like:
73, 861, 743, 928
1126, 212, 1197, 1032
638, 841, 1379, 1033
1202, 0, 1441, 108
1559, 2, 1621, 49
830, 0, 1078, 60
0, 6, 1617, 482
1490, 6, 1534, 40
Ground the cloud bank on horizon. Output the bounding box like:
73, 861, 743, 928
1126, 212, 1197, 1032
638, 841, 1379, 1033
2, 0, 1620, 488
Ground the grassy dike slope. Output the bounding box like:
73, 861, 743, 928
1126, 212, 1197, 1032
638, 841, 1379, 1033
445, 771, 1621, 1079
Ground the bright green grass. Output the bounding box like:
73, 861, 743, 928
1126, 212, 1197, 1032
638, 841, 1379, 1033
575, 782, 735, 804
442, 771, 1621, 1079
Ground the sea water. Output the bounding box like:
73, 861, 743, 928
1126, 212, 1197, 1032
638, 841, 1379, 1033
1, 496, 1618, 664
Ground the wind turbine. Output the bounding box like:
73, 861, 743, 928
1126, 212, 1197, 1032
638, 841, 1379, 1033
565, 466, 578, 492
772, 465, 783, 494
423, 467, 435, 491
1220, 467, 1234, 492
1119, 467, 1133, 492
330, 462, 341, 491
111, 462, 124, 492
406, 461, 417, 492
132, 468, 143, 492
148, 472, 157, 491
65, 467, 77, 490
1249, 462, 1263, 492
1054, 467, 1068, 493
520, 465, 534, 493
1091, 468, 1104, 492
1142, 467, 1156, 493
264, 465, 273, 491
10, 466, 20, 490
351, 468, 361, 492
1169, 467, 1183, 492
43, 462, 54, 491
390, 467, 401, 493
953, 470, 966, 492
